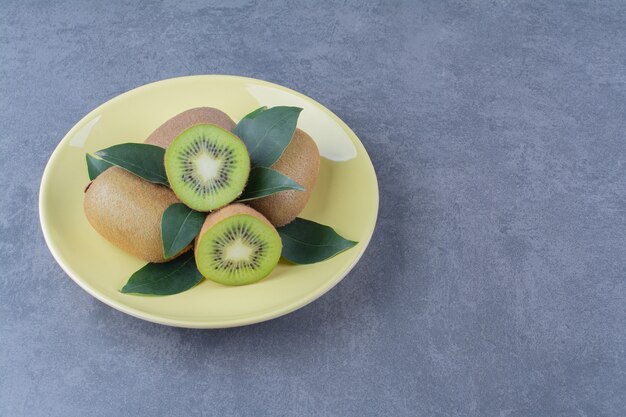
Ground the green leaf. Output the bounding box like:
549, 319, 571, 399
238, 167, 304, 202
120, 252, 204, 296
240, 106, 267, 120
95, 143, 168, 185
161, 203, 207, 259
85, 154, 113, 180
277, 218, 358, 264
233, 106, 302, 167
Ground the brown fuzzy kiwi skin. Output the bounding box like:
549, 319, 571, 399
194, 203, 276, 254
84, 107, 236, 262
248, 129, 320, 227
84, 167, 182, 263
145, 107, 236, 148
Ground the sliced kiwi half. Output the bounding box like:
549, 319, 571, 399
164, 124, 250, 212
195, 204, 282, 286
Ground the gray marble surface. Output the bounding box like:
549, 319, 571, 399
1, 1, 625, 416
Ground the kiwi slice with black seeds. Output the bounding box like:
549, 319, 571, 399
195, 204, 282, 286
164, 124, 250, 212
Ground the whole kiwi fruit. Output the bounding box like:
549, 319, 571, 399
248, 128, 320, 227
84, 167, 180, 263
145, 107, 236, 148
84, 107, 235, 263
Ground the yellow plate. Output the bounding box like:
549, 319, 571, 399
39, 75, 379, 328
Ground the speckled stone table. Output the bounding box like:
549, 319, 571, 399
1, 1, 625, 416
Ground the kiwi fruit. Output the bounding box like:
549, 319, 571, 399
84, 167, 181, 263
145, 107, 235, 148
194, 204, 282, 285
84, 108, 236, 262
248, 128, 320, 226
164, 124, 250, 212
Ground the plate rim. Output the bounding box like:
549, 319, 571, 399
39, 74, 379, 328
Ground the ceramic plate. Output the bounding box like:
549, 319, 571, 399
39, 75, 379, 328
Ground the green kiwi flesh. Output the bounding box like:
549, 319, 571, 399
195, 205, 282, 286
164, 124, 250, 212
